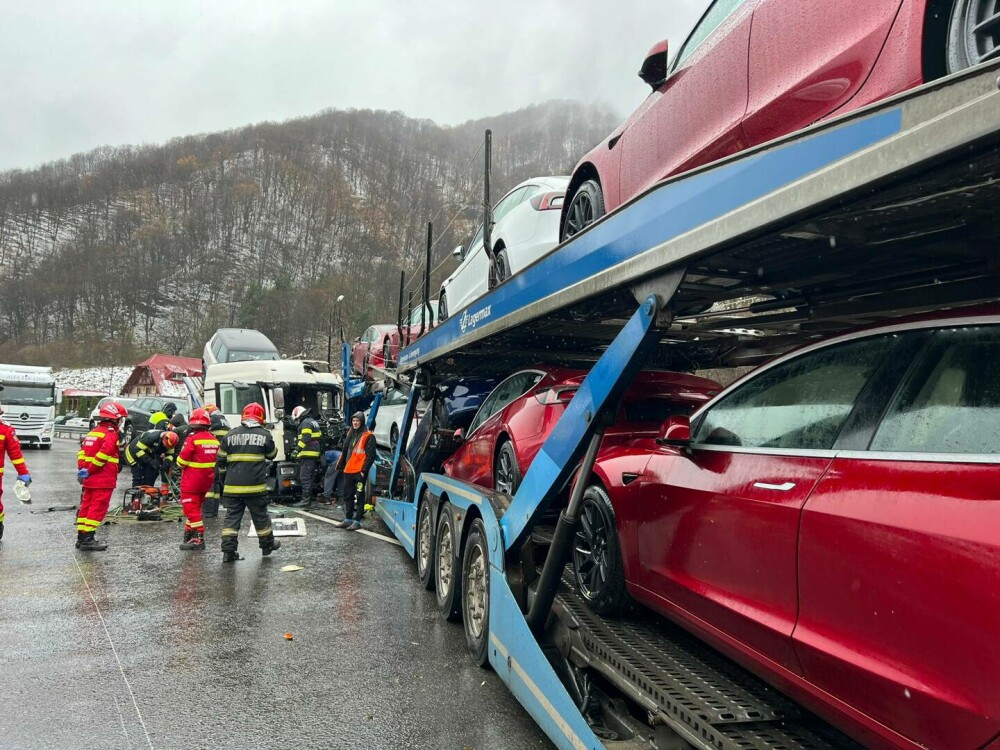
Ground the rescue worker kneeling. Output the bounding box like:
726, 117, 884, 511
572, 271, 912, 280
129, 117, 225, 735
125, 428, 177, 487
334, 411, 375, 530
217, 402, 279, 562
175, 408, 219, 551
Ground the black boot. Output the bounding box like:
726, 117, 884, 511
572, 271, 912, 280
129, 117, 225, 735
180, 529, 205, 551
261, 539, 281, 557
0, 521, 4, 541
222, 550, 242, 563
75, 530, 85, 548
78, 531, 108, 552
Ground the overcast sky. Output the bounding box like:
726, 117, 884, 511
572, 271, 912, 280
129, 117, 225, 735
1, 0, 707, 172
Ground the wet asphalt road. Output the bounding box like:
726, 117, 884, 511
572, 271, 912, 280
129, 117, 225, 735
0, 439, 552, 750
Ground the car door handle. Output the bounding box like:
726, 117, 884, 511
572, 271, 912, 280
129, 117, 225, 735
753, 481, 796, 491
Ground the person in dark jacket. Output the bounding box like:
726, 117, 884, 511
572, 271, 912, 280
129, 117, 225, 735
334, 411, 375, 530
217, 402, 279, 562
287, 406, 322, 509
124, 429, 177, 487
201, 404, 228, 518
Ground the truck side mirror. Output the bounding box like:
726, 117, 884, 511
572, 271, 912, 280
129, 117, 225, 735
452, 245, 465, 259
657, 414, 690, 446
273, 386, 285, 410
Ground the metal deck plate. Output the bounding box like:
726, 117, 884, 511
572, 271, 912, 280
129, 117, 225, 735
555, 577, 859, 750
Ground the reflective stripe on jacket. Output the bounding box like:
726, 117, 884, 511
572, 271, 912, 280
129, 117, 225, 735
178, 427, 220, 493
125, 429, 167, 466
78, 422, 121, 488
0, 421, 27, 482
218, 424, 276, 496
296, 418, 322, 459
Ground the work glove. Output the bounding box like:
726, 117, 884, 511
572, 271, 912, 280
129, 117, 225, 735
364, 503, 375, 513
17, 473, 31, 486
290, 450, 300, 460
76, 468, 89, 484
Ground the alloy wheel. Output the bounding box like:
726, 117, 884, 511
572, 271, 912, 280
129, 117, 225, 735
948, 0, 1000, 72
573, 500, 609, 599
495, 448, 516, 495
564, 190, 595, 238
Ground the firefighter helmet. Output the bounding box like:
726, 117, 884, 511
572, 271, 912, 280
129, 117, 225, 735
189, 408, 211, 426
161, 431, 179, 449
291, 406, 308, 422
98, 401, 128, 421
202, 402, 219, 413
241, 403, 266, 424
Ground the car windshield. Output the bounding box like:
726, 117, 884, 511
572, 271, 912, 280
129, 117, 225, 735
0, 383, 54, 407
227, 349, 280, 362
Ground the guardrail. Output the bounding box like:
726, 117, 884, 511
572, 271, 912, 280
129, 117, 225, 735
54, 425, 89, 439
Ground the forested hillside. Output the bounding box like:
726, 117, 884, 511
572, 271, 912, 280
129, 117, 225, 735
0, 101, 618, 366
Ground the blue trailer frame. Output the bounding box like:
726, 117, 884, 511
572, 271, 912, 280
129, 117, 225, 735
373, 61, 1000, 750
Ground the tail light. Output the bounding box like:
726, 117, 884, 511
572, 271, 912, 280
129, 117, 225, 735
530, 192, 565, 211
535, 386, 578, 405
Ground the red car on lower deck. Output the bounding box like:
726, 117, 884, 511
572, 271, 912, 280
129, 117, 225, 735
441, 365, 720, 494
576, 307, 1000, 749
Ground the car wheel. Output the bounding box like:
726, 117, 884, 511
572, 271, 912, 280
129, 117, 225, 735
494, 441, 522, 496
946, 0, 1000, 72
121, 422, 134, 445
495, 249, 511, 283
416, 494, 435, 590
383, 338, 394, 368
572, 485, 629, 616
389, 424, 400, 451
462, 516, 491, 667
561, 179, 605, 241
439, 292, 448, 321
435, 502, 462, 621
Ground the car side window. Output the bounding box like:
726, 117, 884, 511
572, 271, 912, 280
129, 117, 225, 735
493, 188, 528, 225
211, 338, 224, 359
467, 371, 541, 435
870, 326, 1000, 455
693, 335, 890, 451
673, 0, 750, 70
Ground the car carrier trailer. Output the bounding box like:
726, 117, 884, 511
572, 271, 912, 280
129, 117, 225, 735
368, 61, 1000, 749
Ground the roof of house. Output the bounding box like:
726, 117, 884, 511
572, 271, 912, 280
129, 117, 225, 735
122, 354, 202, 398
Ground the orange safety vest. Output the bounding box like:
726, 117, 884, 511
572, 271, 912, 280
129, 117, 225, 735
343, 431, 372, 474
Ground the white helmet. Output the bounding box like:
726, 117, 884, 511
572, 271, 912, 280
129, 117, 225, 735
291, 406, 308, 422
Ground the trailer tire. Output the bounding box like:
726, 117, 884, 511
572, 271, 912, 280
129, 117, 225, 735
416, 496, 435, 590
462, 517, 490, 667
434, 502, 462, 621
572, 485, 629, 616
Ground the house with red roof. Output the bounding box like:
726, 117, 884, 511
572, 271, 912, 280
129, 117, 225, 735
121, 355, 202, 398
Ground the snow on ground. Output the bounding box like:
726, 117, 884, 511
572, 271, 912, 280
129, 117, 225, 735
54, 366, 132, 395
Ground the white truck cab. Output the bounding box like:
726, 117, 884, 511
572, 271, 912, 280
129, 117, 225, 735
0, 365, 59, 448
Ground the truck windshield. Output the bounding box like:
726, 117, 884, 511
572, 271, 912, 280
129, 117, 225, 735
1, 383, 54, 406
285, 386, 340, 417
227, 350, 280, 362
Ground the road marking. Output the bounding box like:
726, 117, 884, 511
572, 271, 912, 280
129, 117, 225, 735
68, 535, 154, 750
290, 508, 404, 547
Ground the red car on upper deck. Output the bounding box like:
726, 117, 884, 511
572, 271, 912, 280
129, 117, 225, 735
561, 0, 990, 239
574, 306, 1000, 749
441, 365, 720, 494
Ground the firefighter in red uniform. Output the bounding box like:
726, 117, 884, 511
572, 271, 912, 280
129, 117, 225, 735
0, 397, 33, 542
175, 408, 219, 551
76, 401, 127, 551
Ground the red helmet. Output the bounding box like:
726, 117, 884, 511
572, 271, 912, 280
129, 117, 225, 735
189, 408, 211, 426
241, 403, 266, 423
98, 401, 128, 421
161, 431, 179, 449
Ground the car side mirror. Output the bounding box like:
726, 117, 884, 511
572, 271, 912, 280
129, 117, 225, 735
657, 414, 690, 446
453, 428, 465, 443
638, 39, 669, 90
452, 245, 465, 259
